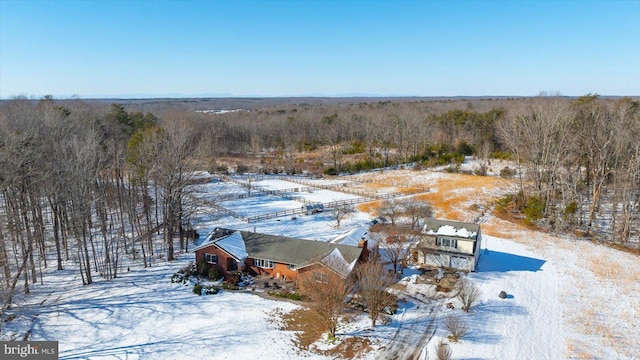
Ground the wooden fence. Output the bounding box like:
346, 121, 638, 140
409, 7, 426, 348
207, 174, 430, 223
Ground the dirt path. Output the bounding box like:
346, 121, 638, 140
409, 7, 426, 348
376, 291, 438, 360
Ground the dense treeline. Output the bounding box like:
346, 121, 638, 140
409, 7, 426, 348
0, 95, 638, 318
0, 97, 203, 322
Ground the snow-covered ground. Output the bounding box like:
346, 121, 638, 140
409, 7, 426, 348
291, 189, 361, 203
217, 196, 306, 217
3, 169, 639, 359
14, 257, 302, 359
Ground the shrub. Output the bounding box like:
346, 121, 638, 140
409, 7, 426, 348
236, 163, 250, 174
268, 291, 306, 301
226, 272, 241, 286
215, 165, 229, 174
343, 141, 365, 154
444, 165, 459, 173
171, 272, 188, 284
491, 150, 513, 160
500, 166, 516, 178
495, 193, 514, 212
474, 164, 487, 176
444, 315, 470, 342
456, 278, 482, 312
523, 195, 546, 223
563, 201, 578, 218
324, 167, 339, 176
222, 282, 239, 290
196, 259, 209, 278
193, 283, 203, 295
456, 141, 474, 156
171, 263, 195, 284
208, 266, 222, 281
435, 340, 452, 360
202, 285, 219, 295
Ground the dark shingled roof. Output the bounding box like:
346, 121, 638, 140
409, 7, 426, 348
197, 228, 363, 267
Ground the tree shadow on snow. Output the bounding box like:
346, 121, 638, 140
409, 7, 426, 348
476, 250, 545, 273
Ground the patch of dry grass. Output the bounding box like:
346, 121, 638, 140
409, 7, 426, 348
281, 308, 325, 350
587, 254, 626, 280
322, 337, 373, 359
279, 307, 372, 359
356, 202, 380, 215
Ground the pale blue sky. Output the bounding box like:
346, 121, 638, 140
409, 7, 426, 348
1, 0, 638, 98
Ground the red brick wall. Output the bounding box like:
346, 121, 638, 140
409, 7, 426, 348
195, 246, 237, 277
297, 263, 344, 291
245, 259, 298, 281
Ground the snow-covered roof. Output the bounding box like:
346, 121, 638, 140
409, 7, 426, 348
319, 248, 358, 278
196, 228, 363, 270
422, 219, 480, 240
330, 226, 370, 247
215, 231, 249, 261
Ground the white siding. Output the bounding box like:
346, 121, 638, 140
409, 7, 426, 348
455, 239, 475, 255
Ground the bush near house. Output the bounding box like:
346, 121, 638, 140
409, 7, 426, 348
268, 291, 306, 301
171, 262, 196, 284
193, 284, 220, 295
208, 266, 223, 281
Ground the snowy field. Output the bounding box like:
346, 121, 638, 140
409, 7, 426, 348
2, 169, 639, 359
4, 234, 583, 360
250, 178, 312, 191
12, 258, 302, 359
291, 189, 361, 203
217, 196, 306, 217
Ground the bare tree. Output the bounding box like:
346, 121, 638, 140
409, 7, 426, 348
380, 229, 415, 274
333, 204, 354, 228
354, 258, 396, 327
404, 199, 433, 230
497, 96, 577, 214
444, 314, 470, 342
379, 199, 402, 226
144, 119, 201, 260
300, 269, 353, 342
456, 277, 482, 312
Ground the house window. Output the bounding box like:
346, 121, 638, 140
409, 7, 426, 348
312, 272, 329, 284
204, 253, 218, 264
287, 263, 296, 269
254, 258, 274, 269
436, 237, 457, 249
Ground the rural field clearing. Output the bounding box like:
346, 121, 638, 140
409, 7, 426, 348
2, 168, 638, 359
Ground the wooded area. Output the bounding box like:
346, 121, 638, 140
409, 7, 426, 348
0, 95, 638, 313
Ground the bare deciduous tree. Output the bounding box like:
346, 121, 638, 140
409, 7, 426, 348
379, 199, 402, 226
300, 269, 353, 342
333, 204, 354, 228
404, 199, 433, 230
456, 277, 482, 312
379, 229, 414, 274
354, 258, 396, 327
144, 119, 201, 260
444, 314, 470, 342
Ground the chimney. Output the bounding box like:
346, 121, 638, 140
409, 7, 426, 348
358, 237, 370, 261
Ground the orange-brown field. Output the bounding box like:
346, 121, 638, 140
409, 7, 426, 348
353, 169, 639, 359
356, 170, 516, 225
